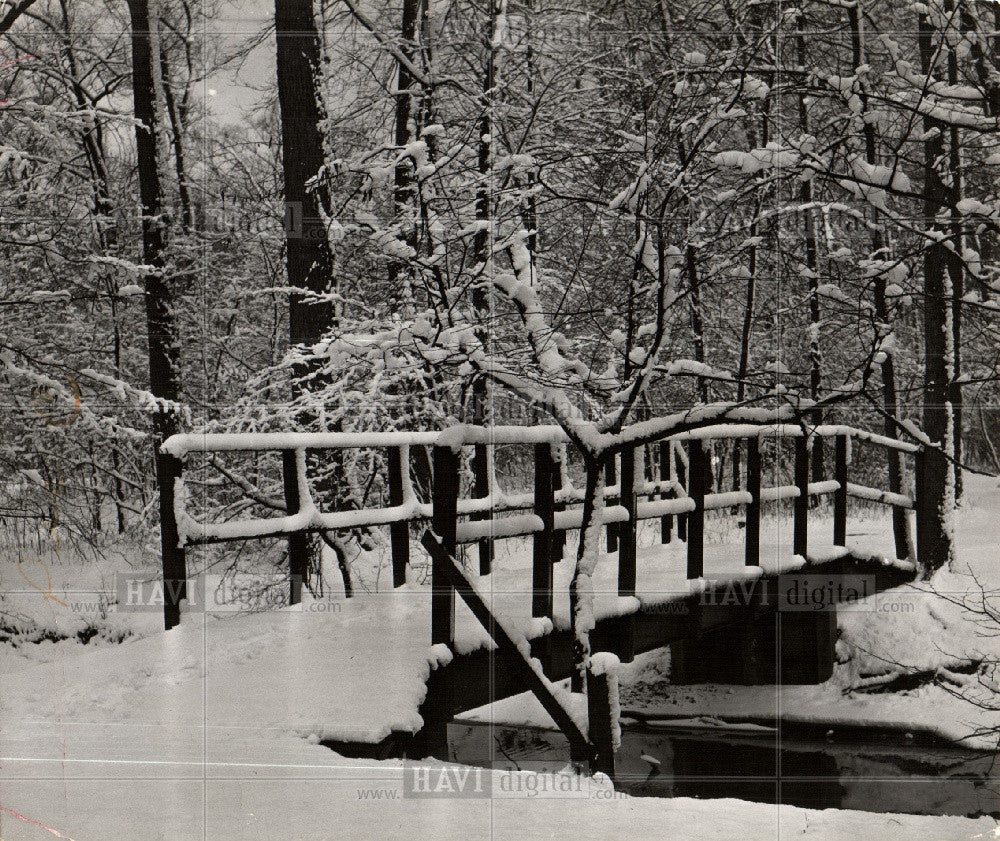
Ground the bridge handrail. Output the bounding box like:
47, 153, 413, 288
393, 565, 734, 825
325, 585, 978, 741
161, 422, 920, 459
155, 421, 926, 630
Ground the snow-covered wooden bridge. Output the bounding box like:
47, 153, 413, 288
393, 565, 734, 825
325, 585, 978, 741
157, 422, 927, 766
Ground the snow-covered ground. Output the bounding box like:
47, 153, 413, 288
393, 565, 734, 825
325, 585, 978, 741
1, 476, 997, 839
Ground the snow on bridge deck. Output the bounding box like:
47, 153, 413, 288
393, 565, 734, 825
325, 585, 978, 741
2, 516, 902, 754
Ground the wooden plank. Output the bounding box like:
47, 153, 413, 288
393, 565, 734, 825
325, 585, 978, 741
387, 446, 409, 587
793, 436, 809, 557
618, 446, 637, 598
686, 440, 706, 579
157, 451, 186, 630
422, 530, 592, 761
658, 440, 672, 543
834, 435, 848, 546
745, 437, 761, 566
431, 446, 458, 647
532, 443, 555, 620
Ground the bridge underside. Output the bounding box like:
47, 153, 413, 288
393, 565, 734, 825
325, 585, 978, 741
325, 551, 915, 760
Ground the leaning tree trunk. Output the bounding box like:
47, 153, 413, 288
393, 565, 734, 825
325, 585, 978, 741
569, 455, 607, 687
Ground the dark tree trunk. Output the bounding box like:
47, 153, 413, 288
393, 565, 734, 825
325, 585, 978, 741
797, 30, 823, 483
275, 0, 334, 354
128, 0, 185, 610
469, 1, 502, 568
944, 0, 963, 503
275, 0, 336, 588
127, 0, 181, 444
917, 12, 955, 576
847, 2, 912, 559
391, 0, 425, 297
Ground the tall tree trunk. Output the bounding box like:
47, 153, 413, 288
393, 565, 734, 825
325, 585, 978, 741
391, 0, 425, 303
127, 0, 184, 594
847, 2, 912, 559
917, 10, 955, 576
944, 0, 963, 502
127, 0, 181, 444
275, 0, 334, 357
469, 0, 503, 569
275, 0, 336, 588
797, 29, 823, 484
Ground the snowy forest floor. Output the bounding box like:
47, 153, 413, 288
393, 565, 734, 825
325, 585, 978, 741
0, 475, 997, 839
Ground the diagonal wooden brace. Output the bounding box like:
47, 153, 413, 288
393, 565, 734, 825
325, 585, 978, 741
421, 529, 593, 764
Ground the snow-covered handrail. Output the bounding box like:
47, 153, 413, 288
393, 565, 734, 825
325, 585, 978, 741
161, 421, 920, 459
154, 419, 925, 630
161, 430, 441, 457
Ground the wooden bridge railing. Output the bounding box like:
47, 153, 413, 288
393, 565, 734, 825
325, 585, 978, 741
158, 423, 924, 633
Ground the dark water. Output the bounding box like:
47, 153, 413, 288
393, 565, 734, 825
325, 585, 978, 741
449, 717, 999, 818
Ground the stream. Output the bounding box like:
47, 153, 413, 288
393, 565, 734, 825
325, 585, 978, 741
449, 717, 998, 818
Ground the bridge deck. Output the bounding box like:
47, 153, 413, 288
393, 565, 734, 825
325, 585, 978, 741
3, 520, 911, 753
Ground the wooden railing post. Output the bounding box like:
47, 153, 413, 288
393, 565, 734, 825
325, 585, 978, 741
618, 446, 637, 597
794, 435, 809, 557
834, 435, 848, 547
658, 440, 672, 543
472, 442, 493, 575
686, 439, 707, 579
913, 446, 928, 571
552, 444, 567, 563
586, 663, 618, 780
431, 445, 458, 647
745, 436, 761, 566
282, 449, 309, 606
387, 446, 410, 587
157, 450, 186, 630
532, 443, 556, 621
605, 455, 618, 552
676, 443, 688, 541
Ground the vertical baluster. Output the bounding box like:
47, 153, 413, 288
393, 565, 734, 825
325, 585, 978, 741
676, 442, 688, 541
686, 439, 706, 579
282, 448, 309, 606
388, 446, 410, 587
552, 444, 567, 563
618, 446, 637, 598
745, 436, 761, 566
532, 443, 556, 621
913, 447, 928, 571
834, 435, 848, 547
794, 435, 809, 558
659, 440, 672, 543
431, 446, 458, 647
605, 455, 618, 552
472, 442, 493, 575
